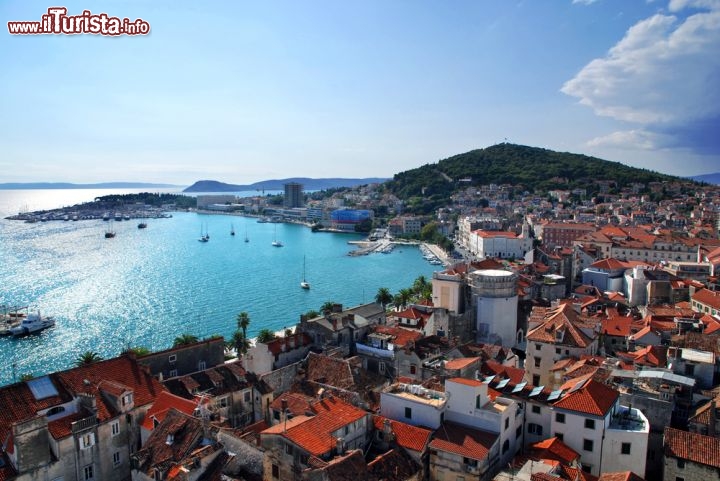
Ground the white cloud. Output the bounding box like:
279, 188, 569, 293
562, 3, 720, 126
586, 129, 670, 149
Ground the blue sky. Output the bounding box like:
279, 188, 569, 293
1, 0, 718, 185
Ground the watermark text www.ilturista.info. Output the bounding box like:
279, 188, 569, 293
8, 7, 150, 35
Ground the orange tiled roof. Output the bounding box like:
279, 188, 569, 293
553, 379, 618, 417
664, 427, 720, 469
447, 377, 483, 387
141, 390, 200, 431
531, 436, 580, 464
373, 325, 423, 348
429, 421, 497, 461
693, 289, 720, 310
598, 472, 645, 481
262, 396, 367, 457
372, 415, 432, 453
526, 303, 594, 348
444, 357, 480, 370
602, 316, 633, 337
481, 360, 526, 384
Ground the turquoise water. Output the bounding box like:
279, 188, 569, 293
0, 190, 435, 386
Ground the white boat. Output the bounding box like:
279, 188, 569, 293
300, 255, 310, 289
10, 311, 55, 336
272, 225, 283, 247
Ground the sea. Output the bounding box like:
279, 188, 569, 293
0, 189, 436, 386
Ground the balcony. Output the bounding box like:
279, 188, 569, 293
609, 405, 649, 433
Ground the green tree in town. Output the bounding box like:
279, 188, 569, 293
256, 328, 277, 343
230, 330, 250, 355
236, 311, 250, 339
375, 287, 393, 310
173, 333, 199, 347
321, 301, 336, 315
75, 351, 103, 366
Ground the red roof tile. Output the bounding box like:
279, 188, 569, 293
261, 396, 368, 457
141, 390, 199, 431
664, 427, 720, 468
693, 289, 720, 310
429, 421, 497, 461
373, 325, 424, 348
531, 436, 580, 464
553, 379, 618, 417
372, 415, 432, 453
481, 360, 526, 384
444, 357, 480, 370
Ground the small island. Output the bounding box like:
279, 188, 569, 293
6, 193, 196, 222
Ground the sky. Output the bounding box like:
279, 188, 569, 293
1, 0, 719, 186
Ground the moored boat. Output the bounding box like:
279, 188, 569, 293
10, 311, 55, 337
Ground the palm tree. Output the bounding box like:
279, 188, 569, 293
173, 333, 199, 347
256, 328, 277, 343
75, 351, 103, 366
375, 287, 393, 310
236, 311, 250, 339
230, 330, 250, 355
125, 346, 151, 356
412, 275, 431, 295
393, 288, 413, 311
304, 309, 320, 319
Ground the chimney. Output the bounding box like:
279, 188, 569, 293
281, 398, 288, 432
335, 437, 344, 455
383, 419, 395, 443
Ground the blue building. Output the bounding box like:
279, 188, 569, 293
330, 209, 373, 231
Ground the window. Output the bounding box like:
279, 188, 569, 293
582, 464, 591, 473
244, 391, 251, 403
621, 442, 631, 455
555, 348, 561, 354
532, 375, 540, 385
379, 361, 386, 374
168, 354, 177, 363
83, 465, 94, 481
532, 405, 541, 414
169, 369, 178, 378
676, 477, 685, 481
504, 418, 509, 430
113, 451, 121, 467
410, 364, 416, 374
583, 439, 593, 452
677, 459, 685, 469
111, 420, 120, 436
555, 432, 563, 441
121, 393, 133, 407
502, 439, 510, 454
272, 464, 279, 479
527, 423, 543, 435
534, 357, 541, 368
198, 360, 206, 371
404, 407, 412, 419
516, 425, 522, 438
555, 413, 565, 423
535, 344, 541, 351
285, 443, 293, 455
80, 433, 95, 449
584, 419, 595, 429
218, 397, 228, 408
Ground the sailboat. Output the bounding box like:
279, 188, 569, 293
271, 224, 283, 247
244, 226, 249, 243
231, 224, 235, 236
300, 256, 310, 289
198, 224, 209, 242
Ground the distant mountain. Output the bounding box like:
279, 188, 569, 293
690, 173, 720, 185
183, 177, 389, 193
0, 182, 181, 190
387, 143, 684, 201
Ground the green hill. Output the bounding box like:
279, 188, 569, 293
387, 143, 681, 201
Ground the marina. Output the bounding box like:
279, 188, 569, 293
0, 188, 437, 386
